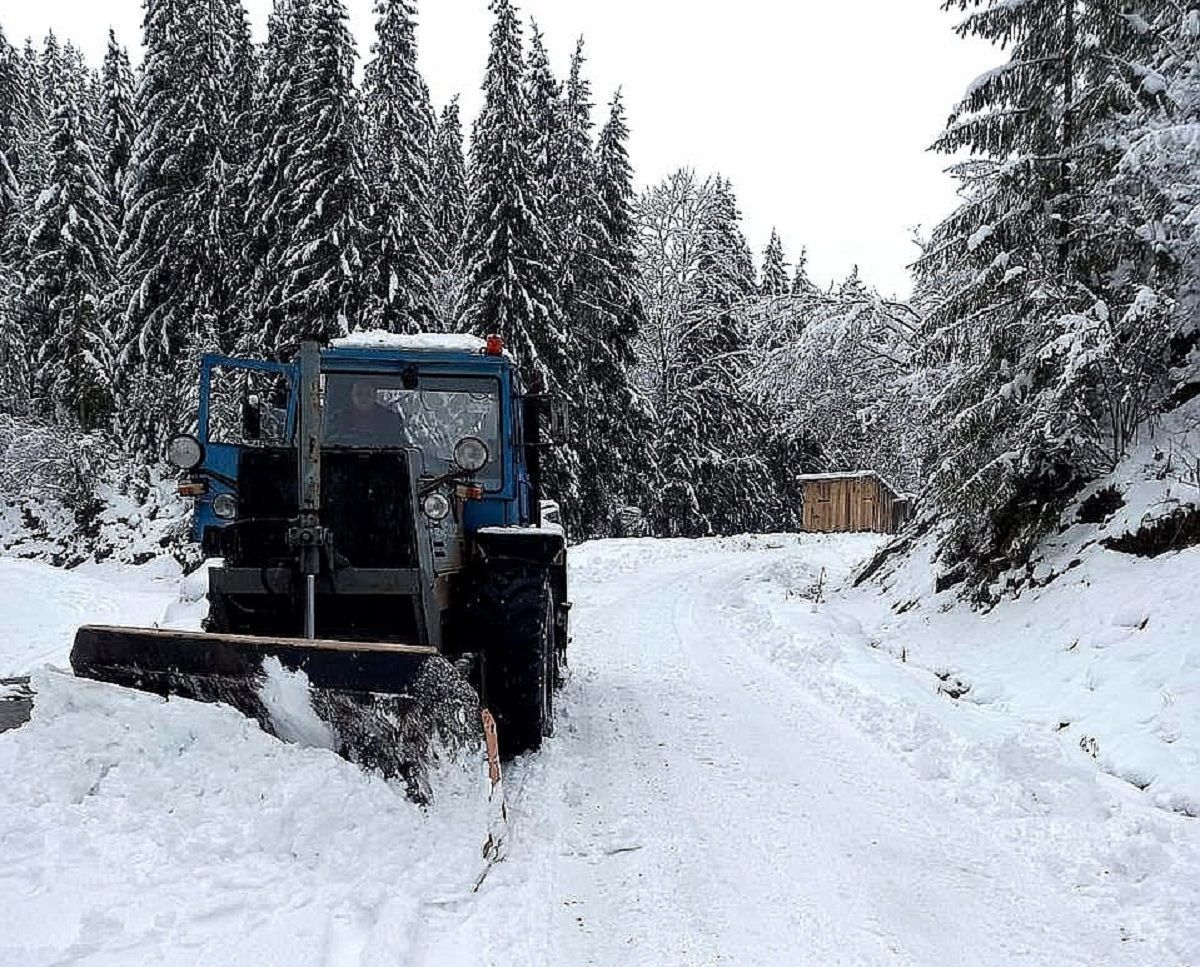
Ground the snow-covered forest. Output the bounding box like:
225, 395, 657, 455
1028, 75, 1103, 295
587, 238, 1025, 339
0, 0, 1198, 591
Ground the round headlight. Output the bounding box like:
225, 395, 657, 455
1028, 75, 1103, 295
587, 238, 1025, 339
213, 493, 238, 520
422, 492, 451, 522
166, 434, 204, 470
453, 436, 489, 473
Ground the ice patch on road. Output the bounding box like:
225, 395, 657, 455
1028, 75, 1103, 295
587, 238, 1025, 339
257, 656, 338, 751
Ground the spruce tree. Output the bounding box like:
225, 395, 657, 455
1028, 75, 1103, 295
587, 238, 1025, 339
431, 97, 468, 262
790, 247, 817, 296
0, 28, 24, 411
274, 0, 368, 352
23, 95, 116, 429
760, 229, 788, 296
919, 0, 1177, 591
461, 0, 565, 384
240, 0, 310, 353
430, 96, 469, 321
523, 23, 566, 255
360, 0, 439, 333
462, 0, 577, 515
113, 0, 246, 448
557, 39, 599, 297
657, 178, 773, 535
15, 39, 48, 210
572, 88, 658, 533
0, 27, 22, 223
99, 30, 136, 222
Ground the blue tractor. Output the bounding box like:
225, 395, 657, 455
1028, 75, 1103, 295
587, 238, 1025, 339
72, 333, 570, 779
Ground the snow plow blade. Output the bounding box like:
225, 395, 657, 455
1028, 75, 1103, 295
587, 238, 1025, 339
70, 625, 483, 803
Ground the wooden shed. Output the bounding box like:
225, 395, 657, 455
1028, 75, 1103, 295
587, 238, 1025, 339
797, 471, 912, 535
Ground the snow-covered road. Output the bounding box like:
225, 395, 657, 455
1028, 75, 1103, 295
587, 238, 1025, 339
1, 535, 1197, 965
436, 537, 1195, 965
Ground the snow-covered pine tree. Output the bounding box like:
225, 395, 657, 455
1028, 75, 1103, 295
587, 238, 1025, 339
0, 27, 25, 412
918, 0, 1181, 595
523, 23, 566, 257
273, 0, 368, 352
14, 40, 48, 210
641, 173, 776, 536
99, 30, 136, 224
38, 32, 64, 111
759, 229, 788, 297
790, 247, 817, 296
239, 0, 310, 354
360, 0, 440, 334
1110, 4, 1200, 399
22, 94, 116, 429
0, 27, 22, 235
224, 2, 258, 160
430, 95, 469, 321
557, 38, 599, 298
836, 264, 868, 301
113, 0, 247, 449
461, 0, 566, 384
573, 87, 658, 534
462, 0, 576, 515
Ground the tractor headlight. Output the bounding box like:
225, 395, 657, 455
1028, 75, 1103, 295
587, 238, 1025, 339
166, 433, 204, 471
422, 492, 451, 522
212, 493, 237, 520
453, 436, 489, 473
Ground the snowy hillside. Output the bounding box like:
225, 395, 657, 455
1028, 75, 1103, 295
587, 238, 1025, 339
3, 534, 1198, 965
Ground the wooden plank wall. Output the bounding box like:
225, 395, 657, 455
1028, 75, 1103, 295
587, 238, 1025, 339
801, 476, 899, 534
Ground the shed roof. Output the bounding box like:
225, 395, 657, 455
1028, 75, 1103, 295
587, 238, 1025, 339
796, 470, 910, 500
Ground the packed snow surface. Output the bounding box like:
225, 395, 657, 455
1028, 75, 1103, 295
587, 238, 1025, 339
2, 534, 1198, 964
0, 556, 181, 675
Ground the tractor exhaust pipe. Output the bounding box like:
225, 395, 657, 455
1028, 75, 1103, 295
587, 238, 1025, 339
296, 341, 323, 640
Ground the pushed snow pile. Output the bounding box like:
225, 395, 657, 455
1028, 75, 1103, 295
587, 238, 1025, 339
0, 672, 495, 966
257, 656, 339, 751
333, 330, 489, 352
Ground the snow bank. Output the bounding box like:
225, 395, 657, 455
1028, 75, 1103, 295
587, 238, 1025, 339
854, 398, 1200, 816
0, 557, 181, 675
0, 672, 494, 966
863, 530, 1200, 817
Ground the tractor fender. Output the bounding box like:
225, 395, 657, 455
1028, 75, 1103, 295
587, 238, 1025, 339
472, 527, 569, 642
472, 526, 566, 569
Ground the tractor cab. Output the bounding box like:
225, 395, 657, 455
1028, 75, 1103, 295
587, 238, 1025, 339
184, 332, 553, 556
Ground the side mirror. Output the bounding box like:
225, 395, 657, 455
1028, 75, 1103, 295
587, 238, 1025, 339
526, 395, 570, 445
546, 398, 570, 444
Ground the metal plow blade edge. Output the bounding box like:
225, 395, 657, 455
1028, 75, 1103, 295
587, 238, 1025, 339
71, 625, 485, 804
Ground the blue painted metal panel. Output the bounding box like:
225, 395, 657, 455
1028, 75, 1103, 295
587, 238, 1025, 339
193, 355, 297, 543
188, 346, 532, 544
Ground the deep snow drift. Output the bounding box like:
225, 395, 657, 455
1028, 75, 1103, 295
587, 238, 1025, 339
1, 534, 1198, 964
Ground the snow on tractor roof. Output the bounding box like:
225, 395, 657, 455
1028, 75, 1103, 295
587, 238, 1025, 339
332, 331, 490, 353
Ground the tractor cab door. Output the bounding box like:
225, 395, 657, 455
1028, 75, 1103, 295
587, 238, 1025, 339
194, 355, 298, 543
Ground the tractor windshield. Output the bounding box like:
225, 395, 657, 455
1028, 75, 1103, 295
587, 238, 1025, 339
323, 373, 503, 488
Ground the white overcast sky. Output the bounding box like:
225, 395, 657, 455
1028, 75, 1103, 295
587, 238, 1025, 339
3, 1, 996, 297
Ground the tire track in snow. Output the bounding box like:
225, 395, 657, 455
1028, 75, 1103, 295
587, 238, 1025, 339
419, 539, 1149, 966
